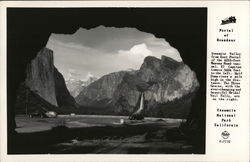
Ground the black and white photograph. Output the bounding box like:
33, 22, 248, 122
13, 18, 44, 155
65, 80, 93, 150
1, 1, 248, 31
7, 8, 207, 154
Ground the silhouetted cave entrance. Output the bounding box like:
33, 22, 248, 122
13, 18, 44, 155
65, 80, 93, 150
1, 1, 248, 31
7, 8, 207, 153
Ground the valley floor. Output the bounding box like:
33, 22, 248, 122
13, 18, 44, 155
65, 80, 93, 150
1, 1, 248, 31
15, 115, 184, 133
11, 115, 199, 154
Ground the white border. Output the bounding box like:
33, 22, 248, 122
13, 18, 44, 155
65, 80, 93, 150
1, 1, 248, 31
0, 1, 249, 162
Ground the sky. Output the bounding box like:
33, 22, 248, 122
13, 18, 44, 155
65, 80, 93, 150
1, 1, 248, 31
46, 25, 182, 81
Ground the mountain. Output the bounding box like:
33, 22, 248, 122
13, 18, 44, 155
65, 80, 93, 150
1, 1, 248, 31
66, 77, 97, 97
76, 71, 127, 107
15, 48, 77, 114
54, 67, 78, 107
76, 55, 199, 118
85, 76, 98, 86
25, 48, 58, 106
66, 79, 85, 97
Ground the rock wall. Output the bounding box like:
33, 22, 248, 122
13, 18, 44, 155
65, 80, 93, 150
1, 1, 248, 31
54, 67, 78, 108
25, 48, 58, 106
16, 47, 77, 112
76, 71, 127, 107
76, 55, 199, 118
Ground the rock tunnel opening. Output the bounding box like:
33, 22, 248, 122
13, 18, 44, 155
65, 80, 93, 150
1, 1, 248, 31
7, 8, 207, 153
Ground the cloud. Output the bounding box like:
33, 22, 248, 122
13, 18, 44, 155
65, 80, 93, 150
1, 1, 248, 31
47, 36, 101, 54
80, 72, 94, 81
129, 43, 152, 57
81, 72, 94, 81
65, 68, 80, 80
118, 43, 152, 57
46, 26, 183, 80
68, 68, 77, 74
115, 43, 153, 70
143, 35, 182, 62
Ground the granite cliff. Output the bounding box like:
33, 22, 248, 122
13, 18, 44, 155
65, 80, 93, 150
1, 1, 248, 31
76, 55, 199, 118
66, 77, 97, 97
15, 48, 77, 113
25, 48, 58, 106
76, 71, 127, 107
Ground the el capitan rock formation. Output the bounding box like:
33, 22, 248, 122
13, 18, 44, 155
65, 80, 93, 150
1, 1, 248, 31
15, 48, 77, 113
25, 48, 58, 106
76, 55, 199, 118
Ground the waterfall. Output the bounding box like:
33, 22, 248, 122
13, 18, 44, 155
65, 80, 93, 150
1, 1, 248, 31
129, 92, 145, 120
136, 93, 144, 113
139, 93, 144, 110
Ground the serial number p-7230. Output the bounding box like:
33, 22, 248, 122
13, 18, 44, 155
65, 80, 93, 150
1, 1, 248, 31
219, 140, 231, 143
